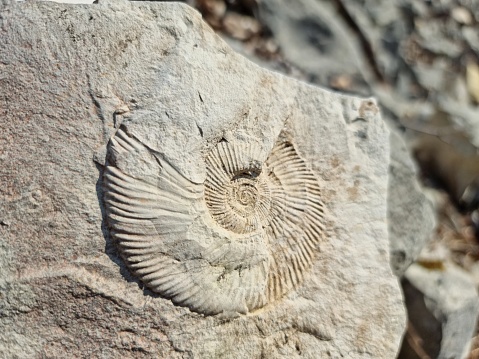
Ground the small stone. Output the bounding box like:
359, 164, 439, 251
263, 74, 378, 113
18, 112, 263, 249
467, 61, 479, 103
452, 6, 473, 25
463, 26, 479, 53
329, 74, 353, 91
197, 0, 226, 28
415, 19, 464, 57
222, 12, 261, 41
198, 0, 226, 19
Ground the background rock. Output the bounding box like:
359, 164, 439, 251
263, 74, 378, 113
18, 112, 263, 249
388, 128, 436, 276
257, 0, 372, 95
0, 0, 405, 357
399, 262, 479, 359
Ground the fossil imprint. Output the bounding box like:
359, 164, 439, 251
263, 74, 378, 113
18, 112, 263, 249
104, 127, 326, 315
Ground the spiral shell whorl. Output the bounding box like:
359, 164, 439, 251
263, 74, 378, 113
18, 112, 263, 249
205, 142, 272, 234
205, 140, 326, 304
104, 128, 326, 316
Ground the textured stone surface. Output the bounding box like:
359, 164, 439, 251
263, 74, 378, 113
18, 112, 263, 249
0, 0, 405, 357
388, 129, 436, 276
400, 263, 479, 359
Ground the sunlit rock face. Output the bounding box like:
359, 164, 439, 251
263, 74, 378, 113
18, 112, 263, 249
0, 1, 405, 357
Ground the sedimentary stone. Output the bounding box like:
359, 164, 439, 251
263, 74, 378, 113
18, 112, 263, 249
0, 0, 405, 357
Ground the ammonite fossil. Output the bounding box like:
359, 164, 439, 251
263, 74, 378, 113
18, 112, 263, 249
104, 126, 325, 316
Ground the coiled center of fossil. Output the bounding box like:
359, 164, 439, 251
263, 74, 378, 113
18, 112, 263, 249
204, 143, 274, 234
230, 178, 258, 212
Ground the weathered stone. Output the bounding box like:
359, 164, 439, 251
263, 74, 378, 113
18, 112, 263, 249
388, 129, 436, 276
399, 263, 479, 359
0, 0, 405, 357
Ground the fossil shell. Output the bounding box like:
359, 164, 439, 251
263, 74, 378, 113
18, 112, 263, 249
104, 127, 325, 315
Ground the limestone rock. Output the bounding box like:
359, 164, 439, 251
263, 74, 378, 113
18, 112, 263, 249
388, 129, 436, 276
399, 263, 479, 359
0, 0, 405, 357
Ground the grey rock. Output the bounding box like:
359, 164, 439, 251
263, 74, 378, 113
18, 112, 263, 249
463, 26, 479, 54
415, 19, 464, 58
411, 118, 479, 211
421, 0, 455, 14
0, 0, 405, 357
408, 0, 430, 17
340, 0, 407, 84
412, 59, 450, 93
388, 129, 436, 276
257, 0, 371, 94
439, 96, 479, 149
399, 263, 479, 359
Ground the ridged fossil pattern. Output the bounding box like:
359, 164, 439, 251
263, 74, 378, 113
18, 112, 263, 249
104, 127, 325, 316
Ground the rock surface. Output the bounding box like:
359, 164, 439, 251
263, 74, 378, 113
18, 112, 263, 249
0, 0, 405, 357
399, 263, 479, 359
388, 128, 436, 276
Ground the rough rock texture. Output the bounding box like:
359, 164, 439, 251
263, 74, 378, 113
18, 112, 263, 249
0, 0, 405, 357
400, 263, 479, 359
388, 129, 436, 276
